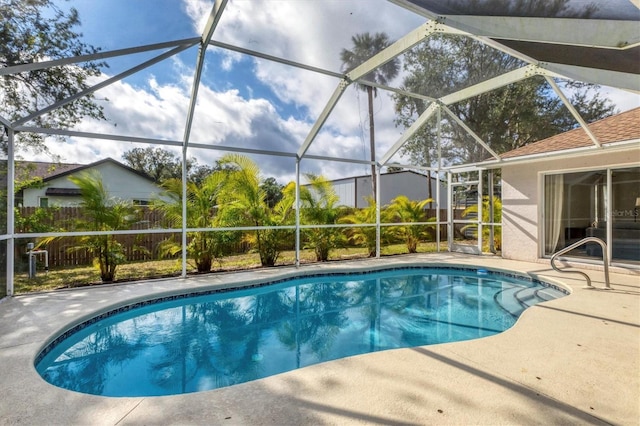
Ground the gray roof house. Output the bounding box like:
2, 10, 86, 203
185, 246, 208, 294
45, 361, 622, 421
17, 158, 163, 207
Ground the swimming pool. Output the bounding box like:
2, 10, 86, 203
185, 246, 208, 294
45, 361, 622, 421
35, 266, 567, 397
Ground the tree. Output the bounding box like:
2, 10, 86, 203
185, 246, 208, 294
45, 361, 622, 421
216, 154, 295, 267
385, 166, 405, 173
260, 177, 284, 208
153, 173, 236, 273
122, 147, 202, 182
339, 197, 382, 257
0, 0, 105, 154
394, 34, 615, 167
189, 163, 215, 186
298, 174, 345, 262
123, 147, 183, 182
387, 195, 434, 253
122, 147, 218, 184
38, 171, 137, 282
340, 32, 399, 202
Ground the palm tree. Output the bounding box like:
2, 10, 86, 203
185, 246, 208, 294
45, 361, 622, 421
216, 154, 295, 267
339, 196, 382, 257
387, 195, 434, 253
154, 171, 233, 272
340, 32, 399, 201
298, 174, 345, 261
60, 171, 137, 281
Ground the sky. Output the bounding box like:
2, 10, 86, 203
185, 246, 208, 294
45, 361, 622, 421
24, 0, 640, 184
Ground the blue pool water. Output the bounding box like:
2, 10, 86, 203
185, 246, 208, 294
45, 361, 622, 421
35, 267, 567, 397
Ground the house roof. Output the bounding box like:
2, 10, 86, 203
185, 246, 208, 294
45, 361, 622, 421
499, 107, 640, 160
17, 158, 156, 183
15, 161, 84, 180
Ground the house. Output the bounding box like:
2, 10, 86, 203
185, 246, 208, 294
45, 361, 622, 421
18, 158, 164, 207
498, 107, 640, 266
329, 170, 447, 209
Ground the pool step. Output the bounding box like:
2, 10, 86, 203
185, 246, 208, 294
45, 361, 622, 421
496, 286, 551, 317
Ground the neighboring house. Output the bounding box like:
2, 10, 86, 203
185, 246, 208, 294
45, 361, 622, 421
18, 158, 163, 207
498, 107, 640, 267
329, 170, 447, 209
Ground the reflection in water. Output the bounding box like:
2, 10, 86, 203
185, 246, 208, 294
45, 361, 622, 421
36, 268, 565, 397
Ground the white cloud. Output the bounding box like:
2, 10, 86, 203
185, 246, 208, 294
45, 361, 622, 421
182, 0, 214, 34
31, 67, 336, 182
601, 87, 640, 112
210, 1, 420, 113
29, 1, 420, 182
219, 50, 243, 71
186, 0, 424, 164
212, 1, 421, 73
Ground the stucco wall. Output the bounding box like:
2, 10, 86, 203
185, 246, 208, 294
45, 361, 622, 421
501, 148, 638, 263
23, 161, 162, 207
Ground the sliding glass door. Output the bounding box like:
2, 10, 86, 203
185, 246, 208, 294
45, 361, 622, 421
610, 167, 640, 264
543, 166, 640, 265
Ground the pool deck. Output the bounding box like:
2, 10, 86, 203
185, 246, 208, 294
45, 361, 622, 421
1, 253, 638, 425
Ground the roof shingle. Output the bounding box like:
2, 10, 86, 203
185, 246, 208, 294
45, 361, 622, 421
15, 161, 84, 180
500, 107, 640, 159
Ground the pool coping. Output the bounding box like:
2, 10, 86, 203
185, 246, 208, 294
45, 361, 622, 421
1, 253, 638, 425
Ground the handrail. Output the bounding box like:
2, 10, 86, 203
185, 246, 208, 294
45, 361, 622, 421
550, 237, 611, 290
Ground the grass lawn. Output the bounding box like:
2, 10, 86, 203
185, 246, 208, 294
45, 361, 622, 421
14, 242, 449, 294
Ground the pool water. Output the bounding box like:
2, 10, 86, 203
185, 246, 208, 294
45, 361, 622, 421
35, 267, 566, 397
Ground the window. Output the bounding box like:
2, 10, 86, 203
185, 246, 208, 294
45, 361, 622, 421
39, 197, 49, 208
543, 166, 640, 265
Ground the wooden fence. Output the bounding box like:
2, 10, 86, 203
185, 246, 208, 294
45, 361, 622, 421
16, 207, 177, 269
15, 207, 460, 269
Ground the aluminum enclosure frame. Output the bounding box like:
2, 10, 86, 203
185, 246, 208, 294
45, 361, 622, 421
2, 0, 639, 295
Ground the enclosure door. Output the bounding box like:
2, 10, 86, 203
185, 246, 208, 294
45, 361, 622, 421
448, 170, 482, 254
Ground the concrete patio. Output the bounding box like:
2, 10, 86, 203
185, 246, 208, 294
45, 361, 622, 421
0, 253, 638, 425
